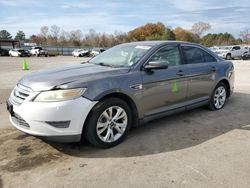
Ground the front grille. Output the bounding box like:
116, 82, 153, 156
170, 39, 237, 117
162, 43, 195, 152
9, 84, 33, 105
11, 113, 30, 128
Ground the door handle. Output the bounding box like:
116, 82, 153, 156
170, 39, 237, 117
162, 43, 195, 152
211, 66, 217, 72
176, 70, 185, 76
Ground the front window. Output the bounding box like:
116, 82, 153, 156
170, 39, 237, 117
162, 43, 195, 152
89, 44, 152, 67
148, 45, 181, 67
232, 46, 240, 50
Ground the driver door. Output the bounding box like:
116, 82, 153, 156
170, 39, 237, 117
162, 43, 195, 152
142, 45, 188, 117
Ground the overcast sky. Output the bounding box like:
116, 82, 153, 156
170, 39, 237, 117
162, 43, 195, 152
1, 0, 250, 37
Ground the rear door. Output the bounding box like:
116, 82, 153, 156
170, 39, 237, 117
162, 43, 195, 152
142, 45, 188, 117
180, 45, 218, 106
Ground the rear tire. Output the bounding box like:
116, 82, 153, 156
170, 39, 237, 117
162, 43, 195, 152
226, 54, 231, 60
208, 82, 227, 111
84, 98, 132, 148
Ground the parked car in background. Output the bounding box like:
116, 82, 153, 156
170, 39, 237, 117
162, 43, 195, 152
0, 47, 9, 56
242, 52, 250, 60
29, 46, 48, 57
9, 49, 31, 57
7, 41, 234, 148
72, 49, 90, 57
215, 45, 248, 60
209, 46, 220, 52
90, 48, 106, 56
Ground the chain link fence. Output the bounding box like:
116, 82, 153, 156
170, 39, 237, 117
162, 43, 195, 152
0, 44, 90, 56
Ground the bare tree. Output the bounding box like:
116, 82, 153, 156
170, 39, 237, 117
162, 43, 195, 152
58, 30, 69, 46
239, 28, 250, 43
40, 26, 49, 37
191, 22, 211, 36
39, 26, 49, 45
48, 25, 61, 45
69, 30, 83, 46
50, 25, 61, 39
84, 29, 100, 47
30, 35, 44, 45
114, 30, 128, 44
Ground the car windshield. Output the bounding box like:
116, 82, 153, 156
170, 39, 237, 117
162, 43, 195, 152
219, 46, 232, 50
89, 44, 152, 67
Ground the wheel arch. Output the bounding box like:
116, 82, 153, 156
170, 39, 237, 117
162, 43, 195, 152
84, 91, 140, 130
217, 78, 231, 98
100, 92, 139, 127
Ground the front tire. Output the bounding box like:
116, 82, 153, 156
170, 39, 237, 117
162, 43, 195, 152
208, 83, 227, 111
84, 98, 132, 148
226, 54, 231, 60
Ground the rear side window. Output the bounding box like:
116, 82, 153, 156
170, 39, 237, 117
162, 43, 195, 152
182, 46, 216, 64
149, 45, 182, 67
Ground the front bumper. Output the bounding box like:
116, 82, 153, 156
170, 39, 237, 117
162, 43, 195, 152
8, 97, 97, 142
217, 53, 227, 58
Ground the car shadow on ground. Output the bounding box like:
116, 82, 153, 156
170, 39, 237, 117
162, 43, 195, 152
46, 92, 250, 158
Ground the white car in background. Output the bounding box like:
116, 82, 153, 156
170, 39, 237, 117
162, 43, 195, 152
215, 45, 248, 60
29, 47, 48, 57
9, 49, 30, 57
209, 46, 220, 52
72, 49, 89, 57
90, 48, 106, 57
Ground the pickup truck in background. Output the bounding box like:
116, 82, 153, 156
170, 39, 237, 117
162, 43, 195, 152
215, 45, 249, 60
29, 46, 48, 57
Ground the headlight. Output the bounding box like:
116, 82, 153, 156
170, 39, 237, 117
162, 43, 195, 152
33, 88, 86, 102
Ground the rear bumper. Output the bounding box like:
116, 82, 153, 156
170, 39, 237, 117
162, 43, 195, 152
8, 97, 97, 142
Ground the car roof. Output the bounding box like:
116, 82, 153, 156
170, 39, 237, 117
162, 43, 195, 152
120, 40, 203, 47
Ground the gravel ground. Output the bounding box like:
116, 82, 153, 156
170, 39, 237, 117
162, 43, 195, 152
0, 56, 250, 188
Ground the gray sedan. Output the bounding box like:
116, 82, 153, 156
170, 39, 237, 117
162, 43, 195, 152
7, 41, 234, 148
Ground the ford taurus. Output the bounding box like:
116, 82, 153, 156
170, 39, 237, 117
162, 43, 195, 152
7, 41, 234, 148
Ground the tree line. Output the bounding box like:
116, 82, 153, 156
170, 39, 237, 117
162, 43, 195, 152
0, 22, 249, 47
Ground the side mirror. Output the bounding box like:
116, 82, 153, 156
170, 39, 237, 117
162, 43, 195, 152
144, 61, 168, 70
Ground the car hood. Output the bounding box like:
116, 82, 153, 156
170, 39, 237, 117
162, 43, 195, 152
19, 63, 130, 91
216, 49, 230, 53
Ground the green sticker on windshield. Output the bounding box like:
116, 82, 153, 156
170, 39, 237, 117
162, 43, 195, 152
171, 81, 178, 93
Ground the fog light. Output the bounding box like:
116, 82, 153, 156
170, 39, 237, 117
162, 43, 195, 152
45, 121, 70, 128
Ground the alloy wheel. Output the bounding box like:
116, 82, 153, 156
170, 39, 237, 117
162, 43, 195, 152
213, 86, 226, 109
96, 106, 128, 143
